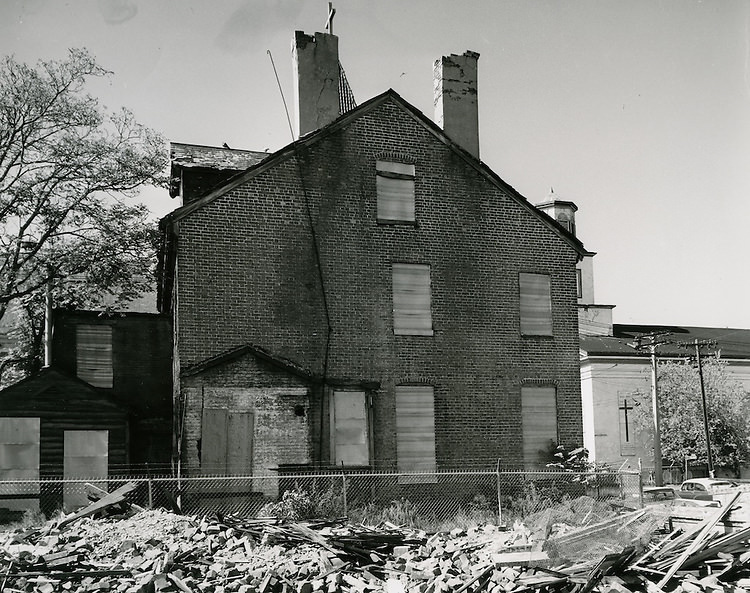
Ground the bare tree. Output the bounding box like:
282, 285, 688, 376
0, 48, 168, 384
0, 48, 167, 325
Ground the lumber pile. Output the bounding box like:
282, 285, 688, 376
0, 493, 748, 593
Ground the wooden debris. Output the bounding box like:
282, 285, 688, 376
0, 494, 749, 593
57, 481, 139, 528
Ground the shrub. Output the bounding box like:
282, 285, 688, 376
258, 483, 344, 521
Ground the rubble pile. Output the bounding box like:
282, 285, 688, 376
0, 492, 748, 593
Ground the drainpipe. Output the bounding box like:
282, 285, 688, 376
43, 273, 53, 367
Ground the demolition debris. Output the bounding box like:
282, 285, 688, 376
0, 490, 749, 593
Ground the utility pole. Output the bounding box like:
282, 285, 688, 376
678, 339, 716, 478
629, 331, 671, 486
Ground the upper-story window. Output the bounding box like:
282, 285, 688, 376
376, 161, 415, 223
557, 217, 575, 236
519, 272, 553, 336
392, 263, 433, 336
76, 325, 113, 388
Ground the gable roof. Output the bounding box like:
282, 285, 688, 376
581, 324, 750, 360
181, 343, 316, 381
161, 89, 590, 258
0, 366, 130, 412
181, 343, 381, 390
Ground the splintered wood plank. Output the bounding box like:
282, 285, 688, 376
57, 481, 138, 528
656, 491, 742, 588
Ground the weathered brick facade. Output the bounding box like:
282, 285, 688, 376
161, 91, 586, 473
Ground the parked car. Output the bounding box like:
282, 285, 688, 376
676, 478, 739, 501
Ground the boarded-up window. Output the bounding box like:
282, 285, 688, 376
63, 430, 108, 510
76, 325, 113, 388
396, 386, 437, 482
201, 408, 255, 474
519, 273, 553, 336
331, 391, 369, 466
377, 161, 415, 222
521, 385, 557, 469
0, 418, 40, 510
393, 263, 433, 335
0, 417, 40, 478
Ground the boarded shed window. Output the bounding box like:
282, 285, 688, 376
377, 161, 415, 222
521, 385, 557, 469
0, 417, 40, 477
201, 408, 255, 475
396, 385, 437, 483
76, 325, 113, 388
0, 418, 40, 508
331, 391, 369, 466
393, 263, 433, 335
519, 273, 553, 336
63, 430, 108, 509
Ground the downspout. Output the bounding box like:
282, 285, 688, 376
293, 146, 332, 466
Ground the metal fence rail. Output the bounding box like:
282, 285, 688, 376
0, 469, 643, 525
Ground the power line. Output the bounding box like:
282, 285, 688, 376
627, 331, 671, 486
676, 338, 717, 478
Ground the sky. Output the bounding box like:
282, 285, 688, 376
1, 0, 749, 329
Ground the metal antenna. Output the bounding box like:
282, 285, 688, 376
267, 49, 295, 141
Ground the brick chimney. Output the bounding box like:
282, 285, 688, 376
434, 51, 480, 159
292, 31, 341, 138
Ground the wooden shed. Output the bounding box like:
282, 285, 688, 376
0, 367, 129, 515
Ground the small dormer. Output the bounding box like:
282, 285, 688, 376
535, 188, 577, 236
535, 189, 615, 336
169, 143, 268, 206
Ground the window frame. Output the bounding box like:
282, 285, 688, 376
330, 390, 371, 467
376, 160, 416, 224
518, 272, 553, 337
392, 263, 434, 336
76, 324, 114, 388
520, 384, 558, 469
395, 384, 437, 483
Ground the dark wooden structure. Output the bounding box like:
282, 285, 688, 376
0, 367, 129, 514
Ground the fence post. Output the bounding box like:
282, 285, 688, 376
495, 459, 502, 525
638, 470, 644, 508
147, 464, 154, 509
342, 474, 348, 517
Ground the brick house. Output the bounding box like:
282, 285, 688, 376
157, 30, 590, 484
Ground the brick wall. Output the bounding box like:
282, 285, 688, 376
173, 94, 583, 470
180, 353, 313, 495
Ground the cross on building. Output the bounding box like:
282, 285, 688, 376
619, 398, 634, 442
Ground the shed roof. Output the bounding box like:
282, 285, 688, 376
170, 143, 268, 171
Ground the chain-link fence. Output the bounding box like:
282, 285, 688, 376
0, 469, 643, 526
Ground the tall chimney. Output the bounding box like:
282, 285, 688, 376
292, 31, 341, 138
433, 51, 480, 159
